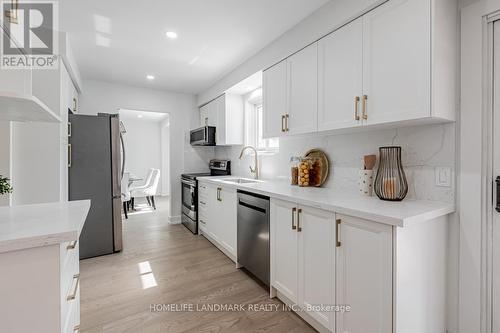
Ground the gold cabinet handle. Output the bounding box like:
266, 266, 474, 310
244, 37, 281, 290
297, 208, 302, 232
67, 274, 80, 301
73, 97, 77, 112
336, 219, 341, 247
354, 96, 360, 121
66, 240, 78, 250
68, 122, 72, 137
362, 95, 368, 120
281, 115, 286, 132
291, 207, 297, 230
217, 188, 222, 201
73, 325, 80, 333
68, 144, 72, 168
285, 114, 290, 132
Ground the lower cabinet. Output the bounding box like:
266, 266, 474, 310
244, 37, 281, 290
199, 181, 237, 261
0, 238, 81, 333
335, 214, 393, 333
271, 199, 393, 333
271, 199, 336, 331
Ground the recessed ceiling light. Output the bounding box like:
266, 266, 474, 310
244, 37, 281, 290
137, 115, 143, 118
165, 31, 178, 39
146, 75, 155, 80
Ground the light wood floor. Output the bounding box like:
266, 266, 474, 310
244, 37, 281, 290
80, 197, 315, 333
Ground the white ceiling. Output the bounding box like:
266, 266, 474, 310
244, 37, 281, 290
119, 109, 169, 122
60, 0, 330, 94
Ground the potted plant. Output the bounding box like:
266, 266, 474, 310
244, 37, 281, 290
0, 175, 13, 195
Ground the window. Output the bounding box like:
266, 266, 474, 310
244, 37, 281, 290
244, 88, 279, 153
255, 104, 279, 151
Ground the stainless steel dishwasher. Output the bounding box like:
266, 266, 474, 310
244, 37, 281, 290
237, 190, 270, 286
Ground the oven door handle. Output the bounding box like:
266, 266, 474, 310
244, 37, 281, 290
181, 179, 197, 187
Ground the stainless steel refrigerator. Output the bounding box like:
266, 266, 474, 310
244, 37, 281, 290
68, 113, 123, 259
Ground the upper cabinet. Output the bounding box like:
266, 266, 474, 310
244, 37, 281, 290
198, 93, 244, 146
263, 45, 318, 138
318, 18, 363, 131
362, 0, 431, 125
263, 60, 287, 138
264, 0, 457, 137
287, 44, 318, 136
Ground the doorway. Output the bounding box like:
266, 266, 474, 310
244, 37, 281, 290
118, 109, 170, 217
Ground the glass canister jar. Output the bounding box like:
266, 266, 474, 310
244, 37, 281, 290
290, 156, 301, 186
298, 157, 313, 187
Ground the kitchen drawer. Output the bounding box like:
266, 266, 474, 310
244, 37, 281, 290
60, 244, 80, 327
62, 288, 80, 333
60, 239, 79, 272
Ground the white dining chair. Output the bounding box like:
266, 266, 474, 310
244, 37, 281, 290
131, 169, 160, 210
121, 172, 131, 219
129, 168, 154, 191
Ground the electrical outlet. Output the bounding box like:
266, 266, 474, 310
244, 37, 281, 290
435, 167, 451, 187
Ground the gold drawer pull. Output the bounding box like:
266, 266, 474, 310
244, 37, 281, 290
336, 219, 341, 247
67, 274, 80, 301
297, 208, 302, 232
285, 114, 290, 132
354, 96, 360, 121
291, 207, 297, 230
66, 240, 77, 250
281, 115, 286, 132
362, 95, 368, 120
73, 324, 80, 332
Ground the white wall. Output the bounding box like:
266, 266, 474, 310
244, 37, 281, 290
120, 117, 163, 194
79, 79, 213, 221
161, 118, 170, 196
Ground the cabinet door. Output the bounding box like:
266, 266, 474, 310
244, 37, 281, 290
217, 186, 237, 256
297, 205, 336, 331
270, 199, 298, 303
263, 60, 287, 138
335, 215, 393, 333
215, 95, 226, 145
362, 0, 430, 125
318, 18, 363, 131
287, 43, 318, 135
206, 184, 220, 241
207, 100, 218, 127
199, 104, 209, 127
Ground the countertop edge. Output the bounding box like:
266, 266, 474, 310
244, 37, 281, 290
0, 200, 91, 254
197, 177, 456, 227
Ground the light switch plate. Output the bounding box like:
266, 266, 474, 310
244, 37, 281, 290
435, 167, 452, 187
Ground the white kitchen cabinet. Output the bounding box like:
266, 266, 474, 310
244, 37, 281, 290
270, 199, 298, 302
199, 181, 237, 261
362, 0, 430, 125
199, 104, 210, 127
198, 93, 243, 145
287, 44, 318, 135
318, 18, 363, 131
335, 214, 393, 333
262, 0, 456, 137
263, 60, 287, 138
298, 205, 336, 331
215, 186, 237, 255
270, 198, 335, 331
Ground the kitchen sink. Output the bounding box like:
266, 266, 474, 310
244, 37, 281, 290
223, 178, 260, 184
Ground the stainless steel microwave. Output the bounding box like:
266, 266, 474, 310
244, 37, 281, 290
190, 126, 216, 146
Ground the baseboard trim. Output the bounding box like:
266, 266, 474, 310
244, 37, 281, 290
168, 215, 181, 224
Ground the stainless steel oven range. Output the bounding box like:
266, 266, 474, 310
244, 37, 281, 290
181, 159, 231, 234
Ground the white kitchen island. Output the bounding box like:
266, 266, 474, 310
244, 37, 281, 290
198, 177, 455, 333
0, 200, 90, 333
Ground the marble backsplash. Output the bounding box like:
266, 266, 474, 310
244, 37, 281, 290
214, 123, 456, 203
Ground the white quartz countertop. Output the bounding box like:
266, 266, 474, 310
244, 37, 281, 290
0, 200, 91, 254
198, 177, 455, 227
